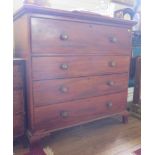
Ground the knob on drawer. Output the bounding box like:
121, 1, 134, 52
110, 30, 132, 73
106, 101, 113, 108
60, 33, 69, 40
109, 36, 117, 43
60, 111, 69, 118
109, 61, 117, 67
107, 80, 114, 86
60, 86, 69, 93
60, 63, 69, 70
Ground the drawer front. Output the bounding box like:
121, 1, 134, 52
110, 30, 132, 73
33, 74, 128, 106
13, 114, 24, 137
34, 92, 127, 131
13, 64, 23, 88
31, 18, 131, 54
13, 89, 24, 114
32, 56, 130, 80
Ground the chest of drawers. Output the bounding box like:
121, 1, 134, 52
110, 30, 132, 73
14, 5, 136, 143
13, 59, 25, 139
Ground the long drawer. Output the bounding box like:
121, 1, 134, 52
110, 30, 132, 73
34, 92, 127, 131
32, 56, 130, 80
33, 74, 128, 106
31, 17, 131, 54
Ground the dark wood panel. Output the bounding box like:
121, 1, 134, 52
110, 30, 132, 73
31, 17, 131, 54
34, 92, 127, 131
13, 59, 25, 138
14, 14, 35, 131
33, 74, 128, 106
13, 89, 24, 114
133, 57, 141, 105
32, 56, 130, 80
14, 15, 30, 58
13, 64, 23, 88
13, 114, 25, 138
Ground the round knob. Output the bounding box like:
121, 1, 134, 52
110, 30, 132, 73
60, 33, 69, 40
60, 111, 69, 118
60, 86, 68, 93
109, 61, 116, 67
107, 80, 114, 86
110, 36, 117, 43
60, 64, 69, 70
106, 101, 113, 108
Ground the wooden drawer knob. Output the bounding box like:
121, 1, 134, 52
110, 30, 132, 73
109, 61, 116, 67
110, 36, 117, 43
106, 101, 113, 108
60, 111, 69, 118
60, 86, 68, 93
60, 64, 69, 70
60, 33, 69, 40
107, 80, 114, 86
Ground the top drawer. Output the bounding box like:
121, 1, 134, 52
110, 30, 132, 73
31, 17, 131, 55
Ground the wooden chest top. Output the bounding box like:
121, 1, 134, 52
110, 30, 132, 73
14, 4, 136, 27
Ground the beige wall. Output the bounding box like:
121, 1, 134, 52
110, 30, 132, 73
49, 0, 131, 10
13, 0, 134, 16
13, 0, 23, 12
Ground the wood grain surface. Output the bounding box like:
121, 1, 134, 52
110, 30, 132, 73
32, 56, 130, 80
34, 92, 127, 131
31, 17, 131, 54
33, 74, 128, 106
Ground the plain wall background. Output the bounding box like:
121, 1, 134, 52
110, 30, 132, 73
13, 0, 133, 17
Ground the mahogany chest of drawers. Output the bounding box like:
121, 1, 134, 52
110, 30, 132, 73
13, 59, 25, 139
14, 5, 136, 142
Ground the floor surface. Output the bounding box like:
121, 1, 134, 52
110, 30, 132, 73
14, 116, 141, 155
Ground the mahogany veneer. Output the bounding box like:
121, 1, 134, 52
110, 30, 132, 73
33, 74, 128, 106
34, 92, 127, 132
31, 17, 131, 54
14, 5, 136, 143
32, 56, 130, 80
